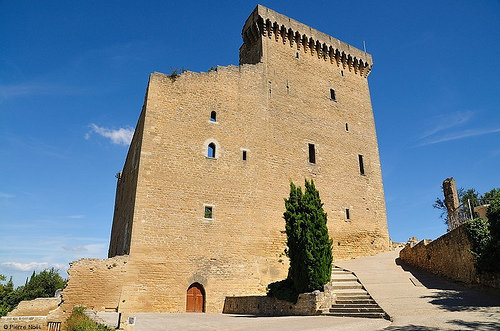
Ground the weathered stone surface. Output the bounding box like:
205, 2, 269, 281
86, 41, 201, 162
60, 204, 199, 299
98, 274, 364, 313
64, 5, 389, 315
443, 177, 462, 231
7, 298, 60, 317
400, 225, 500, 288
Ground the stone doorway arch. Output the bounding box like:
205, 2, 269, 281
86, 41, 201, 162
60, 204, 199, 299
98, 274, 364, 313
186, 282, 205, 312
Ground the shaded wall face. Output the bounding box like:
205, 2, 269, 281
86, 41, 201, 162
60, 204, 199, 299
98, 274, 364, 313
108, 106, 146, 257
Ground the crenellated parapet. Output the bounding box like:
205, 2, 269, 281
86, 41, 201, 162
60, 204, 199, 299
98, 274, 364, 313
241, 5, 373, 77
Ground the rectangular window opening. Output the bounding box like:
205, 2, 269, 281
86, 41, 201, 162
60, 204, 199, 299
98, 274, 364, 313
358, 154, 365, 175
330, 88, 336, 101
242, 150, 247, 161
204, 206, 213, 219
308, 143, 316, 164
346, 208, 350, 220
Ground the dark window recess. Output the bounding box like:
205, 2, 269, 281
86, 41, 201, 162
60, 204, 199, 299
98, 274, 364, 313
345, 123, 349, 132
210, 111, 216, 122
330, 88, 336, 101
341, 70, 344, 76
208, 143, 216, 158
296, 52, 299, 59
358, 154, 365, 175
204, 206, 213, 219
346, 208, 350, 220
242, 150, 247, 161
308, 143, 316, 164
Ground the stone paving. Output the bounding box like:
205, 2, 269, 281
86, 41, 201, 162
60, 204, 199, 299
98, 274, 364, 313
113, 249, 500, 330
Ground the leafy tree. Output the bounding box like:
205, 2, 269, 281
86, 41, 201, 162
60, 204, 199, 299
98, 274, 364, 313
0, 268, 66, 317
18, 268, 66, 301
466, 196, 500, 273
434, 187, 500, 228
269, 180, 333, 302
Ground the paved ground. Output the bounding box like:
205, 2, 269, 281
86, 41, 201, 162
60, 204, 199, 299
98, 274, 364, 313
107, 249, 500, 330
338, 249, 500, 330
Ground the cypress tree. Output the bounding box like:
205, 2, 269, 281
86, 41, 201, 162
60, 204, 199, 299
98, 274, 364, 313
284, 179, 333, 293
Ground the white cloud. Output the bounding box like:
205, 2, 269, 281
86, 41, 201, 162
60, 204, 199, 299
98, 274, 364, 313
88, 123, 134, 145
419, 110, 473, 139
1, 262, 67, 272
421, 127, 500, 146
417, 110, 500, 146
0, 192, 14, 198
62, 245, 87, 252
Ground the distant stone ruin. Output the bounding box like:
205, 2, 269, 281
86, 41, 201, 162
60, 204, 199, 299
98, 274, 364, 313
443, 177, 462, 231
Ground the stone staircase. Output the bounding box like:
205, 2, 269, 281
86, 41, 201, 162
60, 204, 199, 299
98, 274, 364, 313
323, 266, 389, 319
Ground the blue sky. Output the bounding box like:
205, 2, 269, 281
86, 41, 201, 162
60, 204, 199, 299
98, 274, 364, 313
1, 0, 499, 286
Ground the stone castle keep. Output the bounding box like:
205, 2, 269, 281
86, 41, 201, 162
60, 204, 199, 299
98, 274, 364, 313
63, 5, 390, 315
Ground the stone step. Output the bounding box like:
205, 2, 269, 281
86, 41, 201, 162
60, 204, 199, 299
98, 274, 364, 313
324, 312, 387, 319
334, 303, 380, 309
331, 281, 363, 290
326, 266, 388, 320
331, 273, 358, 281
336, 298, 376, 305
329, 306, 385, 314
333, 288, 371, 299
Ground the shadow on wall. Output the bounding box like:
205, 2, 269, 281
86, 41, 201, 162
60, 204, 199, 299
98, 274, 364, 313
396, 258, 500, 313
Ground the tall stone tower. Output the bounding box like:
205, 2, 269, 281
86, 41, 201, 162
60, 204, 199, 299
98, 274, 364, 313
102, 5, 389, 314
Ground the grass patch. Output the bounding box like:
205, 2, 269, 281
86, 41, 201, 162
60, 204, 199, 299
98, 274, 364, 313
65, 306, 115, 331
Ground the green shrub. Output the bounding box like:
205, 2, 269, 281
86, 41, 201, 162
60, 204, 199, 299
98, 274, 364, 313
267, 278, 298, 304
465, 198, 500, 273
65, 306, 114, 331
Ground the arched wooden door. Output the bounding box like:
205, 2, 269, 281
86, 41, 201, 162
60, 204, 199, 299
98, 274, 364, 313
186, 283, 205, 312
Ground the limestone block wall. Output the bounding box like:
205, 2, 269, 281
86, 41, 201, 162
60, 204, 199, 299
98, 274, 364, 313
62, 255, 129, 313
105, 5, 390, 314
399, 225, 500, 288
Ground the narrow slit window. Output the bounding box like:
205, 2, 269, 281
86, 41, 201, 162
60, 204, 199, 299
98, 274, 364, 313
208, 143, 216, 158
204, 206, 213, 219
346, 208, 350, 220
210, 111, 217, 122
308, 143, 316, 164
330, 88, 336, 101
345, 123, 349, 132
358, 154, 365, 175
242, 150, 247, 161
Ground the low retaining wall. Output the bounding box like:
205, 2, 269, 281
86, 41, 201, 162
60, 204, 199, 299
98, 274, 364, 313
400, 224, 500, 288
223, 286, 335, 316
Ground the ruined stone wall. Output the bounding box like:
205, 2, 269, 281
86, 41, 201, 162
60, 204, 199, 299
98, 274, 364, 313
8, 298, 60, 317
400, 225, 500, 289
62, 255, 129, 313
105, 5, 389, 314
400, 226, 476, 284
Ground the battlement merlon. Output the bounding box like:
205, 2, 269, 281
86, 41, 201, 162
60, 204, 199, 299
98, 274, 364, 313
241, 5, 373, 77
